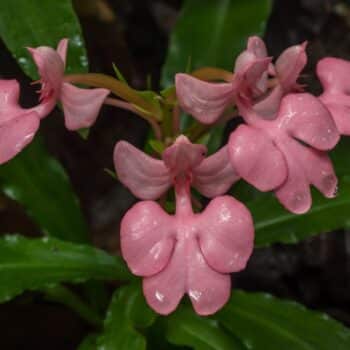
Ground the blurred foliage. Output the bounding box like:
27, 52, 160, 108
0, 0, 87, 79
162, 0, 271, 87
0, 137, 89, 243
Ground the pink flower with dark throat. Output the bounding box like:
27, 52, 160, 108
117, 136, 254, 315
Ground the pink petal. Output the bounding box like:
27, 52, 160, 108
0, 112, 40, 164
275, 42, 307, 91
0, 80, 24, 121
317, 57, 350, 96
175, 73, 233, 124
253, 85, 283, 119
114, 141, 171, 200
234, 57, 272, 99
143, 241, 186, 315
198, 196, 254, 273
187, 237, 231, 316
317, 57, 350, 135
60, 82, 109, 130
228, 125, 287, 191
234, 37, 270, 97
234, 51, 258, 74
121, 201, 175, 276
287, 139, 337, 199
318, 102, 350, 135
247, 36, 268, 58
275, 139, 312, 214
27, 46, 64, 94
192, 146, 239, 197
234, 37, 268, 74
162, 135, 207, 176
56, 38, 68, 66
278, 93, 339, 150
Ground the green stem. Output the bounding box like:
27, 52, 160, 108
64, 73, 159, 118
43, 285, 103, 328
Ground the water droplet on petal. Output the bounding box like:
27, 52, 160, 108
333, 185, 338, 197
155, 290, 165, 302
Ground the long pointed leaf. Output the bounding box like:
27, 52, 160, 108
217, 291, 350, 350
0, 235, 132, 302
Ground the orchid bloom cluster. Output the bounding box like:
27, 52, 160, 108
1, 36, 350, 316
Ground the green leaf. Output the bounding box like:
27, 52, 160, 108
97, 284, 157, 350
44, 285, 103, 327
217, 291, 350, 350
202, 124, 226, 155
112, 63, 128, 83
78, 128, 90, 140
0, 136, 89, 243
148, 139, 166, 154
136, 90, 163, 121
161, 0, 271, 87
0, 0, 87, 79
165, 305, 246, 350
78, 334, 98, 350
0, 235, 132, 302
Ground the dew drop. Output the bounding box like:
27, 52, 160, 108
321, 313, 330, 321
243, 339, 253, 349
155, 290, 165, 302
79, 55, 88, 67
18, 57, 28, 65
333, 185, 338, 197
5, 235, 18, 244
71, 35, 83, 47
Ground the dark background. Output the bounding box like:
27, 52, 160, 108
0, 0, 350, 348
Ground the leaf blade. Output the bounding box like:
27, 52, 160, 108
161, 0, 271, 87
165, 305, 246, 350
0, 235, 132, 302
97, 284, 157, 350
0, 136, 89, 243
0, 0, 87, 78
217, 291, 350, 350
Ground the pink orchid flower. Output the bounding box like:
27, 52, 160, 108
114, 135, 239, 199
118, 136, 254, 315
175, 36, 307, 124
0, 80, 40, 164
228, 91, 339, 214
317, 57, 350, 135
0, 39, 109, 164
27, 38, 110, 130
